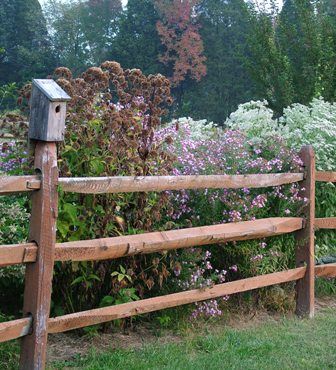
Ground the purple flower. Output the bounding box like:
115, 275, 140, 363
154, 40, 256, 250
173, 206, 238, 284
229, 265, 238, 273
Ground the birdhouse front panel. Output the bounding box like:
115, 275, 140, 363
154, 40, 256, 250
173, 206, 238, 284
28, 79, 71, 142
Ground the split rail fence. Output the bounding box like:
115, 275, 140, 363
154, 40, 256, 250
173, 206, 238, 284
0, 80, 335, 370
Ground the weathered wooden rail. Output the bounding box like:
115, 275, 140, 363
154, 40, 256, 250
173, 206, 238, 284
0, 217, 303, 266
0, 80, 335, 370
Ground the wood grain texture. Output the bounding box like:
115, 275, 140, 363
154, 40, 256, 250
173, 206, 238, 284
0, 317, 32, 343
315, 263, 336, 278
48, 267, 306, 333
0, 218, 304, 266
32, 79, 71, 102
1, 264, 334, 343
0, 175, 41, 195
316, 171, 336, 182
315, 218, 336, 229
56, 217, 303, 262
58, 173, 304, 194
0, 243, 37, 267
29, 80, 69, 142
295, 146, 315, 318
20, 143, 59, 370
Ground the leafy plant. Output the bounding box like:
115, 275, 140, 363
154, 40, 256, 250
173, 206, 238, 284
111, 265, 133, 283
155, 117, 306, 317
17, 62, 176, 315
0, 83, 17, 111
226, 98, 336, 257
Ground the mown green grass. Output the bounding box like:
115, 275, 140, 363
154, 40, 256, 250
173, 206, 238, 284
1, 306, 335, 370
49, 307, 336, 370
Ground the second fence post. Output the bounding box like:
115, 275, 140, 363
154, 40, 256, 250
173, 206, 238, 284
295, 145, 315, 318
19, 80, 70, 370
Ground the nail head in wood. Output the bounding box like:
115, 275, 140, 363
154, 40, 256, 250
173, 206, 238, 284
28, 79, 71, 142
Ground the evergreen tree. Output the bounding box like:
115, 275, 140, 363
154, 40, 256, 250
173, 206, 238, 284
0, 0, 56, 84
80, 0, 123, 65
277, 0, 320, 104
247, 7, 294, 115
316, 0, 336, 101
178, 0, 258, 122
110, 0, 164, 75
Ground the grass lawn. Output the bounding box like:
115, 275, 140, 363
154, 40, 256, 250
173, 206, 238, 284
49, 306, 336, 370
1, 304, 335, 370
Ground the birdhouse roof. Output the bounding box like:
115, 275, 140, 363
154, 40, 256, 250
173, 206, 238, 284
32, 79, 71, 102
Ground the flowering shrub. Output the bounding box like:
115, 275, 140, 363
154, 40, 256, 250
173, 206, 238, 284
226, 99, 336, 257
0, 139, 30, 314
1, 91, 322, 321
225, 98, 336, 171
156, 117, 305, 318
0, 142, 28, 174
0, 196, 29, 307
17, 62, 178, 314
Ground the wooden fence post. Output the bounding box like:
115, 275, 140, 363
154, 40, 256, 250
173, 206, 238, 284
19, 80, 70, 370
295, 145, 315, 318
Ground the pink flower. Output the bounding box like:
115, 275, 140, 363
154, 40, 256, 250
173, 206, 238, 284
229, 265, 238, 272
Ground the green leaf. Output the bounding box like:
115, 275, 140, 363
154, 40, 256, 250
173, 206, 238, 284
71, 276, 84, 286
63, 203, 78, 223
88, 274, 101, 282
57, 221, 70, 238
100, 295, 114, 307
126, 275, 132, 283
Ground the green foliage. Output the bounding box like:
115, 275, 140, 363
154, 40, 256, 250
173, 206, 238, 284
43, 0, 123, 73
178, 0, 258, 121
0, 335, 19, 370
0, 0, 56, 85
226, 98, 336, 171
0, 138, 30, 314
159, 118, 305, 307
246, 10, 294, 115
0, 196, 29, 315
316, 0, 336, 101
110, 0, 164, 75
246, 0, 336, 115
0, 196, 29, 245
0, 83, 17, 112
100, 288, 139, 308
226, 98, 336, 257
111, 265, 133, 284
316, 277, 336, 296
156, 313, 172, 328
277, 0, 320, 104
38, 62, 176, 315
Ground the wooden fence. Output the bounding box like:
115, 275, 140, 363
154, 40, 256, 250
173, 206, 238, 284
0, 80, 335, 370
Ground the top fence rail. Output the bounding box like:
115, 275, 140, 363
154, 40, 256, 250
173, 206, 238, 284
1, 171, 335, 196
0, 173, 304, 195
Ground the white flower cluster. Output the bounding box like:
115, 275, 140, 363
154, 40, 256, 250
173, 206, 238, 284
225, 98, 336, 171
169, 117, 218, 141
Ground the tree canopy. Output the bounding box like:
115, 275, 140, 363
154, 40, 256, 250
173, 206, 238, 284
0, 0, 335, 120
0, 0, 56, 84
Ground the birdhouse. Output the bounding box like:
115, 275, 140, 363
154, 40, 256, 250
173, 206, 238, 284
28, 79, 71, 142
